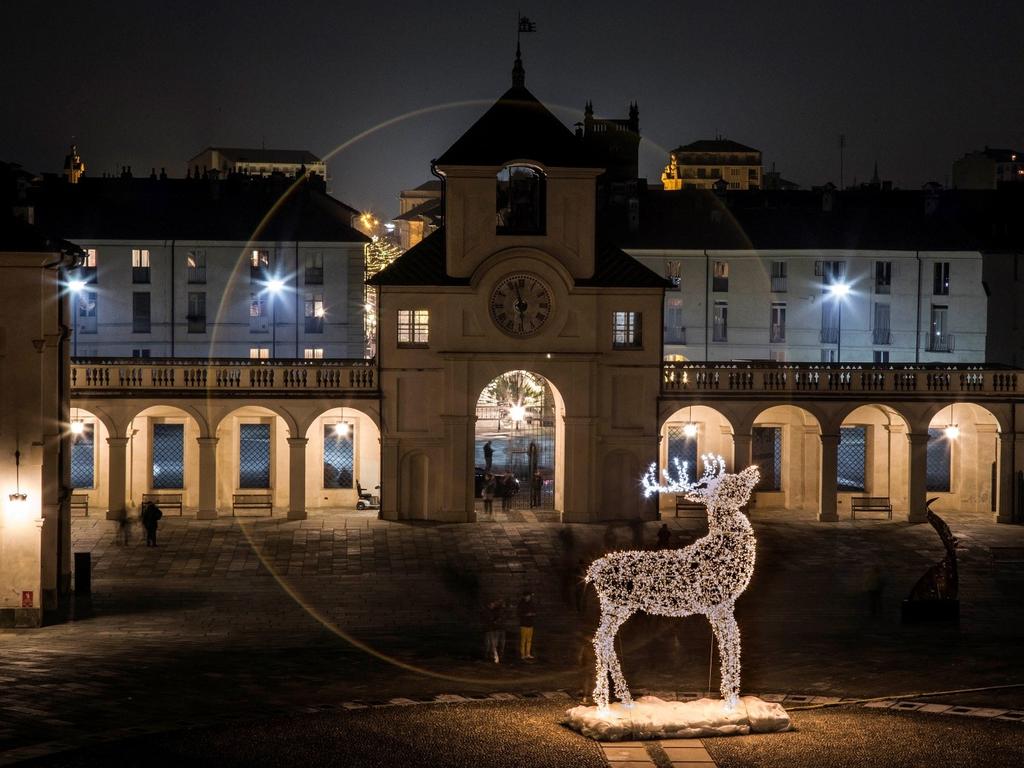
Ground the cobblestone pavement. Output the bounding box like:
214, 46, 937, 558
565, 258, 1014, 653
1, 508, 1023, 764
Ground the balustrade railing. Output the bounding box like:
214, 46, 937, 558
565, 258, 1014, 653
662, 363, 1019, 396
71, 358, 377, 393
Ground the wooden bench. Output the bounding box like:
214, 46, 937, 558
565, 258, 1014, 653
851, 496, 893, 520
674, 496, 706, 518
232, 493, 273, 516
70, 494, 89, 517
143, 493, 183, 516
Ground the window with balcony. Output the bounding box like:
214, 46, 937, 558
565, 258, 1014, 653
770, 302, 786, 343
323, 424, 354, 489
249, 293, 269, 332
933, 262, 950, 295
78, 291, 97, 333
612, 311, 642, 349
929, 305, 953, 352
712, 261, 729, 292
496, 164, 545, 235
132, 292, 151, 333
187, 291, 206, 334
873, 303, 891, 345
78, 248, 98, 284
874, 261, 891, 294
304, 251, 324, 284
817, 260, 846, 285
837, 426, 867, 492
187, 249, 206, 283
250, 249, 271, 282
304, 294, 325, 333
397, 309, 429, 347
770, 261, 787, 292
132, 248, 151, 284
712, 301, 728, 342
665, 261, 681, 291
664, 299, 685, 344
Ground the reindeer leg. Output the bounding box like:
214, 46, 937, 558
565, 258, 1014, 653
708, 603, 742, 710
592, 608, 633, 709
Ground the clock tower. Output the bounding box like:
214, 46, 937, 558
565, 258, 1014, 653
371, 51, 667, 522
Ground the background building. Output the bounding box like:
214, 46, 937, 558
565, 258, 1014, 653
661, 139, 762, 190
392, 180, 441, 250
187, 147, 329, 189
32, 172, 368, 359
953, 147, 1024, 189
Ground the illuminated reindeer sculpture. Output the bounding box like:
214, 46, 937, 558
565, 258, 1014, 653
587, 455, 760, 710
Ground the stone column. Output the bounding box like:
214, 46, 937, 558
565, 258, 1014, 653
818, 433, 839, 522
906, 432, 929, 523
733, 432, 752, 471
287, 437, 308, 521
196, 437, 219, 520
105, 437, 129, 521
996, 433, 1015, 524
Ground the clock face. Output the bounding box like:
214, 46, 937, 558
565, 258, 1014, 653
489, 273, 552, 337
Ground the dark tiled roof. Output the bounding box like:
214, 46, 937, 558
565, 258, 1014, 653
368, 227, 667, 289
436, 86, 594, 168
192, 147, 323, 165
367, 228, 467, 286
0, 215, 84, 255
612, 189, 1002, 251
674, 139, 759, 154
32, 176, 368, 243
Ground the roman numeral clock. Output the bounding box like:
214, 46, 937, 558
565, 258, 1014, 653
489, 272, 552, 337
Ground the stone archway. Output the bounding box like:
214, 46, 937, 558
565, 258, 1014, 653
302, 406, 382, 512
750, 404, 822, 518
838, 404, 911, 519
926, 402, 1002, 517
657, 405, 736, 516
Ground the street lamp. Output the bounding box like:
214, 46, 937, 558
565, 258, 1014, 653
827, 281, 851, 363
264, 277, 285, 358
67, 279, 86, 356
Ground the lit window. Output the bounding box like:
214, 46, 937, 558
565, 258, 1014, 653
713, 261, 729, 292
132, 249, 151, 283
84, 248, 98, 268
304, 294, 325, 333
304, 348, 324, 359
397, 309, 429, 346
612, 311, 642, 349
187, 249, 206, 283
249, 347, 270, 359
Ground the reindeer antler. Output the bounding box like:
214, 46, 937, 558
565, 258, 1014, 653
641, 453, 726, 498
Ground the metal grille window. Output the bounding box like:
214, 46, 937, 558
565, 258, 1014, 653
152, 423, 184, 489
304, 251, 324, 284
752, 426, 782, 491
70, 423, 95, 488
397, 309, 429, 346
926, 428, 951, 492
132, 292, 151, 333
875, 261, 892, 294
78, 291, 98, 333
712, 261, 729, 292
933, 262, 950, 295
304, 293, 325, 333
770, 303, 786, 343
249, 293, 269, 332
323, 424, 354, 488
770, 261, 787, 292
132, 248, 150, 283
667, 425, 698, 479
712, 301, 728, 342
837, 426, 867, 491
612, 311, 642, 349
187, 291, 206, 334
187, 249, 206, 283
239, 423, 271, 489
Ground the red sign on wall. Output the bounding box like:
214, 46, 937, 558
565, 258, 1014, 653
21, 591, 33, 608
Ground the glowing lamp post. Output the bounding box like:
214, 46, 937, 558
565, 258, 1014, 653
264, 277, 285, 358
827, 281, 851, 363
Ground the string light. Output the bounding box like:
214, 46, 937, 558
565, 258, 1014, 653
589, 456, 760, 711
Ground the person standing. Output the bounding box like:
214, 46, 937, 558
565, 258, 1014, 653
482, 472, 496, 516
501, 472, 515, 512
518, 591, 536, 660
483, 598, 505, 663
140, 501, 163, 547
530, 469, 543, 507
483, 440, 494, 472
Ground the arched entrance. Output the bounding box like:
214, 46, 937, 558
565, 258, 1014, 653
838, 404, 911, 518
750, 405, 822, 518
474, 370, 564, 519
658, 405, 735, 516
926, 402, 1001, 517
303, 406, 381, 512
124, 405, 207, 514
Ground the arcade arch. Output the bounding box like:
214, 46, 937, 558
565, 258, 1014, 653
657, 405, 735, 516
750, 405, 822, 517
925, 402, 1001, 517
837, 404, 911, 517
302, 406, 381, 511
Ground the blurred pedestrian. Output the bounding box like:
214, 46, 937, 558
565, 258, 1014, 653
483, 440, 494, 472
140, 501, 163, 547
518, 591, 536, 660
501, 472, 516, 512
115, 508, 134, 546
482, 472, 496, 516
483, 598, 505, 663
530, 470, 543, 507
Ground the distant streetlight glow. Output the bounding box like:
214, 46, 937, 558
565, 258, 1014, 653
68, 279, 87, 293
264, 277, 285, 294
828, 282, 851, 298
508, 404, 527, 422
828, 281, 851, 363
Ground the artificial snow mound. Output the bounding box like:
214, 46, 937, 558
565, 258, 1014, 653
564, 695, 791, 741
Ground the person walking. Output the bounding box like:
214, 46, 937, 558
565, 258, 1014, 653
656, 523, 671, 549
530, 469, 543, 507
501, 472, 515, 512
115, 508, 134, 546
518, 591, 536, 660
483, 598, 505, 663
140, 501, 163, 547
482, 472, 496, 516
483, 440, 494, 472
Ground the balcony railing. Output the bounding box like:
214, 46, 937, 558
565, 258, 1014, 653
71, 358, 378, 394
927, 333, 955, 353
770, 276, 787, 292
662, 362, 1018, 396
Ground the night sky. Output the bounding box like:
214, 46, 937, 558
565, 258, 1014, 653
4, 1, 1023, 215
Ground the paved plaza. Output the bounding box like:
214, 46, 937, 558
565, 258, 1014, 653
1, 508, 1023, 765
